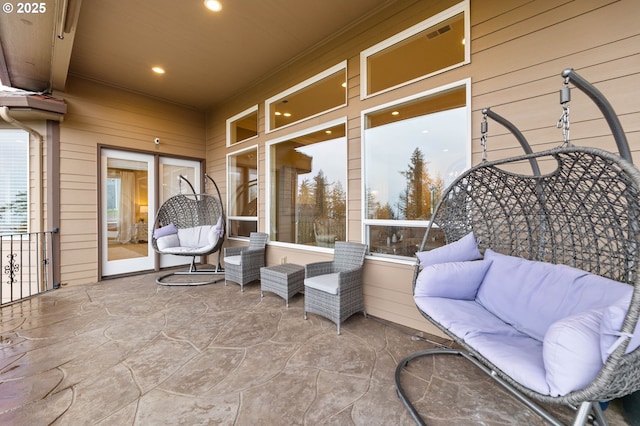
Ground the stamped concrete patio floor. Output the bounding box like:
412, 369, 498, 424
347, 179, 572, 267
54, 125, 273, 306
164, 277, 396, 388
0, 272, 629, 425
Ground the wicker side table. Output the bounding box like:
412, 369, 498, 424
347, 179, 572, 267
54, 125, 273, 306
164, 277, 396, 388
260, 263, 305, 307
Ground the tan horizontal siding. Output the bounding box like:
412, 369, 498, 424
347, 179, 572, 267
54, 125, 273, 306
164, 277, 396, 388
58, 76, 206, 284
198, 0, 640, 335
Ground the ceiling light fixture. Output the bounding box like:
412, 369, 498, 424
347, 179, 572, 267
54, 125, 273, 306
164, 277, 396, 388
204, 0, 222, 12
391, 111, 399, 116
152, 66, 165, 74
283, 113, 292, 117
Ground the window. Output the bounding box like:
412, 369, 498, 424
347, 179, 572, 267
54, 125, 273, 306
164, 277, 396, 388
266, 62, 347, 132
268, 120, 347, 247
361, 1, 469, 98
0, 130, 28, 234
362, 81, 470, 259
227, 105, 258, 146
228, 146, 258, 238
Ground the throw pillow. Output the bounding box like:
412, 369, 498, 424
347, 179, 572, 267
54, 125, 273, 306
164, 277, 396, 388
543, 309, 604, 397
156, 233, 180, 251
153, 223, 178, 239
414, 259, 492, 300
416, 231, 481, 267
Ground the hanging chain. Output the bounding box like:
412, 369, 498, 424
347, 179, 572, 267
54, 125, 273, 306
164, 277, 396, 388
557, 77, 571, 147
480, 109, 489, 162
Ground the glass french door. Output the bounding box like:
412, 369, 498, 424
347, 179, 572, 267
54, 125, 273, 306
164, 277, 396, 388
101, 149, 203, 276
101, 149, 155, 276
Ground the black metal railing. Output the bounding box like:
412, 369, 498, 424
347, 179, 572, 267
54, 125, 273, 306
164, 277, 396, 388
0, 230, 57, 306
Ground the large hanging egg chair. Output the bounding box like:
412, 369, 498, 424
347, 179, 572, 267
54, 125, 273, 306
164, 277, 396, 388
152, 174, 225, 285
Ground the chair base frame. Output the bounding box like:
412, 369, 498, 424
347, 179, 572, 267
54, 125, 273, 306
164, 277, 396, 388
395, 348, 607, 426
156, 256, 225, 286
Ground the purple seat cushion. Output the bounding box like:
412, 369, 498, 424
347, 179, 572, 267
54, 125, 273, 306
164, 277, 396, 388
415, 296, 548, 394
415, 260, 492, 300
416, 232, 481, 267
415, 297, 524, 340
476, 249, 632, 341
466, 332, 548, 395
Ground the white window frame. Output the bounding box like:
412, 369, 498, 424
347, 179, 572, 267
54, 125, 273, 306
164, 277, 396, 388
265, 117, 348, 251
265, 61, 348, 133
360, 0, 470, 100
361, 79, 472, 263
0, 129, 30, 235
226, 104, 259, 147
226, 144, 259, 240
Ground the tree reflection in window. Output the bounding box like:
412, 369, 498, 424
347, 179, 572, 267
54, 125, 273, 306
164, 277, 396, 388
363, 83, 469, 258
270, 123, 346, 247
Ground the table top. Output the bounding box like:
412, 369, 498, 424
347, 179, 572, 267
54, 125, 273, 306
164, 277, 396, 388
261, 263, 305, 273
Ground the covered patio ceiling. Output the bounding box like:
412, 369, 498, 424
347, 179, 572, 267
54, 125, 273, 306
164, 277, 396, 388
0, 0, 395, 110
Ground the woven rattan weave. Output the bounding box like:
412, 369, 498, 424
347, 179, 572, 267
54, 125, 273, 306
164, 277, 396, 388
303, 242, 368, 334
223, 231, 268, 291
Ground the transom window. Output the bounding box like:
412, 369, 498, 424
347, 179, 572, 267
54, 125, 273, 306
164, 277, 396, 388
268, 120, 347, 247
362, 81, 470, 259
227, 105, 258, 146
361, 1, 469, 98
266, 62, 347, 132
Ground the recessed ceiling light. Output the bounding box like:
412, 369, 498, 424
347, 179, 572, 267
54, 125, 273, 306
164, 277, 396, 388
152, 66, 165, 74
204, 0, 222, 12
325, 130, 332, 134
283, 113, 292, 117
275, 111, 282, 116
391, 111, 399, 116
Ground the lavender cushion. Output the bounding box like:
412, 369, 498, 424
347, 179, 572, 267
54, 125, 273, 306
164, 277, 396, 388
416, 232, 481, 267
153, 223, 178, 239
415, 297, 524, 340
415, 260, 492, 300
466, 331, 548, 395
476, 249, 632, 341
600, 300, 640, 361
543, 309, 604, 396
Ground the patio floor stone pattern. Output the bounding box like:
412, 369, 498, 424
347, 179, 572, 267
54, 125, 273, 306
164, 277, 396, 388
0, 271, 630, 425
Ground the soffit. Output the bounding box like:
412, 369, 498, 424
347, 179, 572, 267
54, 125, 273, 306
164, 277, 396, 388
0, 0, 396, 110
67, 0, 394, 110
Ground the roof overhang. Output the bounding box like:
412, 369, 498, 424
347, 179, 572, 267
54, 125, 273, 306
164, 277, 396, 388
0, 93, 67, 121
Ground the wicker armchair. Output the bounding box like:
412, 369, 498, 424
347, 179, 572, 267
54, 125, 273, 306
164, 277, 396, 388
223, 232, 268, 291
303, 242, 368, 334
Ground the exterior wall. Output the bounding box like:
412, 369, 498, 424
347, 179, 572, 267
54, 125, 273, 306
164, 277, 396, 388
56, 76, 206, 285
204, 0, 640, 334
